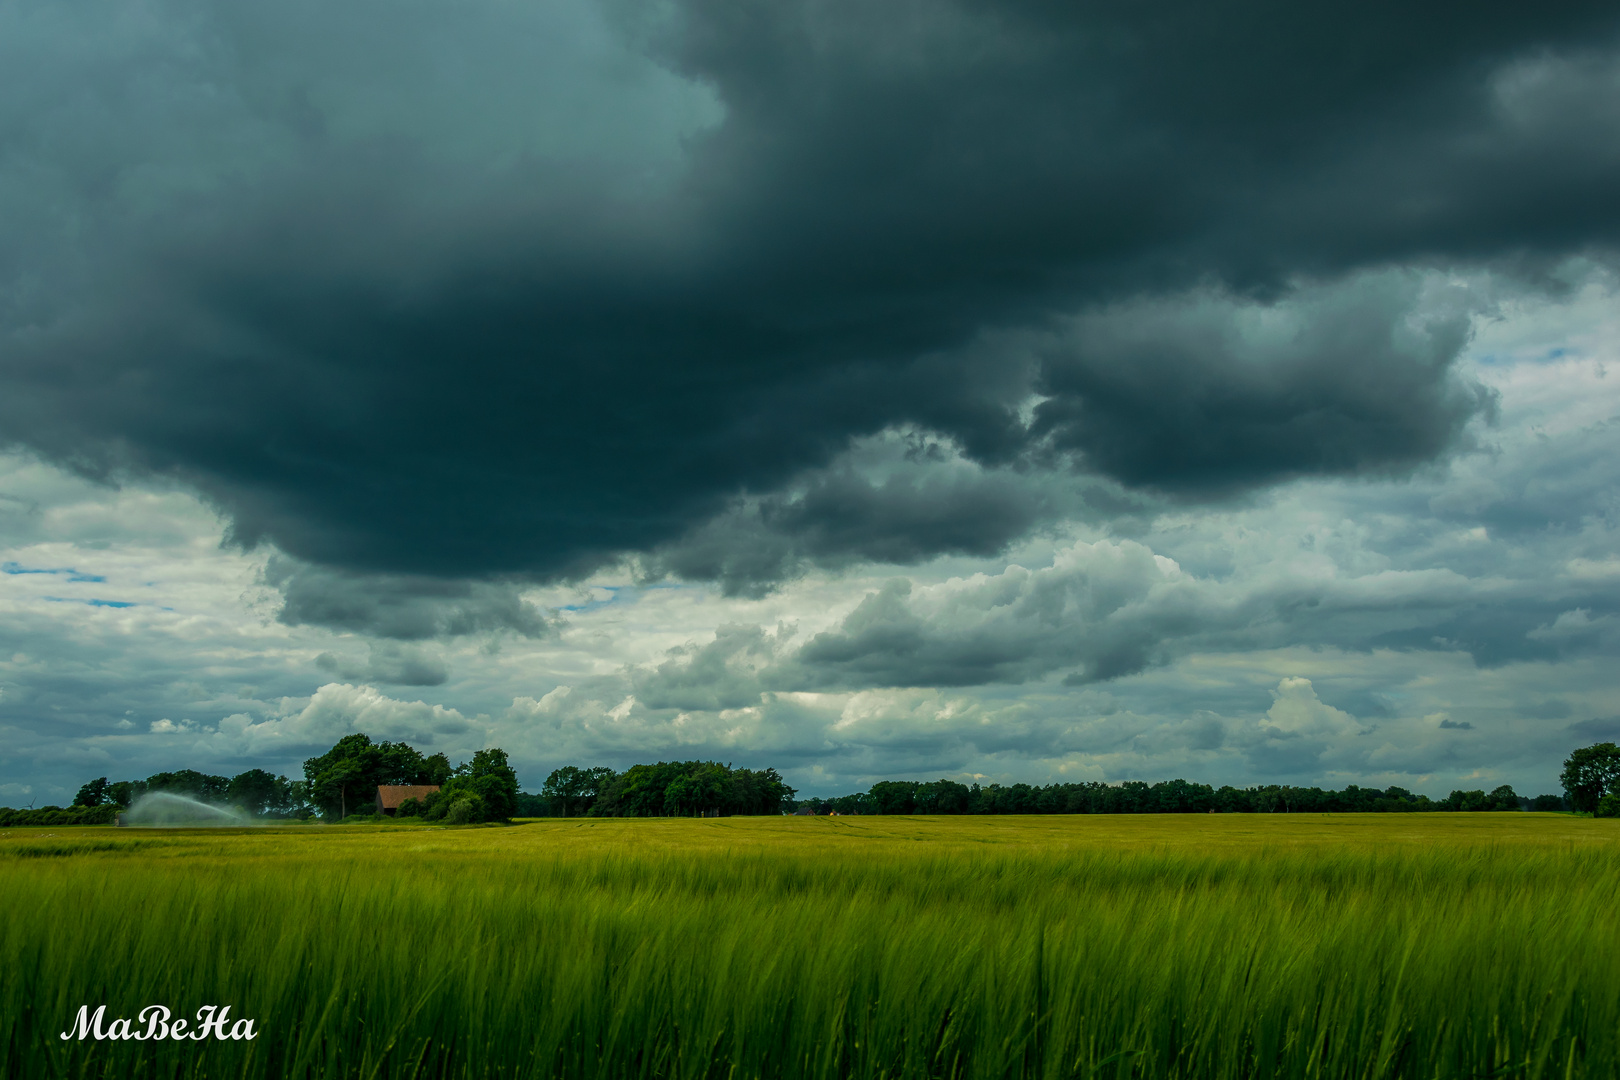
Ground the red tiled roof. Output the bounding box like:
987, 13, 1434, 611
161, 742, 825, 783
376, 785, 440, 809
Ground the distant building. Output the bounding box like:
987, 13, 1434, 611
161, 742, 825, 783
376, 785, 440, 816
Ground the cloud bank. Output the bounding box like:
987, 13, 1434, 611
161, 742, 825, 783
0, 0, 1617, 805
2, 0, 1616, 593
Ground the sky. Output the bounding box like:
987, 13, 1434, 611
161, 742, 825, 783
2, 0, 1618, 805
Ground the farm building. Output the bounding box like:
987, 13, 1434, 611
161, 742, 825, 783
376, 785, 440, 816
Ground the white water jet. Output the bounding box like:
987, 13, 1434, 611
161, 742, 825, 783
120, 791, 257, 827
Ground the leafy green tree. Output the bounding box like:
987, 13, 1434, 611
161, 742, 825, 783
1597, 792, 1620, 818
590, 761, 795, 817
302, 733, 442, 819
73, 778, 111, 807
142, 770, 231, 802
664, 763, 729, 816
867, 781, 919, 815
513, 791, 549, 816
1152, 779, 1217, 813
914, 780, 971, 814
430, 748, 519, 822
311, 758, 369, 819
462, 748, 519, 820
593, 762, 687, 816
227, 769, 294, 816
1561, 743, 1620, 814
541, 765, 607, 817
424, 753, 454, 786
303, 734, 379, 819
1529, 794, 1565, 812
1486, 784, 1521, 811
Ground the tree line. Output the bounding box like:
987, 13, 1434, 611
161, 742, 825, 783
796, 779, 1549, 816
530, 761, 796, 817
792, 743, 1620, 817
18, 741, 1620, 825
54, 733, 520, 824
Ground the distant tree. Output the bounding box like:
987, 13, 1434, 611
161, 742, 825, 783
663, 763, 729, 816
867, 781, 919, 815
589, 761, 795, 817
142, 770, 231, 802
513, 792, 550, 817
462, 748, 519, 821
1561, 743, 1620, 814
311, 758, 368, 820
424, 753, 454, 786
827, 791, 870, 816
430, 748, 519, 822
287, 780, 315, 818
1152, 779, 1217, 813
730, 767, 796, 815
227, 769, 294, 816
73, 777, 111, 807
303, 733, 443, 819
593, 763, 682, 817
1529, 794, 1566, 812
915, 780, 972, 814
541, 765, 612, 818
1486, 784, 1521, 811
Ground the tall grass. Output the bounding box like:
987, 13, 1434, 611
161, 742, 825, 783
3, 815, 1617, 1079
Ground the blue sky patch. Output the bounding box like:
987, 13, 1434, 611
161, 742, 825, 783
3, 562, 106, 583
42, 596, 135, 609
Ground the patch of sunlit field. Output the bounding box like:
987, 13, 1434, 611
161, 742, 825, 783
4, 814, 1618, 1080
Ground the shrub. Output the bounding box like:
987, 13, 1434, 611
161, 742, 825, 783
445, 794, 486, 825
1596, 792, 1620, 818
396, 797, 422, 817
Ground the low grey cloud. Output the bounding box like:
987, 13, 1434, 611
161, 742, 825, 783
267, 557, 552, 640
315, 642, 449, 687
639, 430, 1125, 595
622, 378, 1620, 707
1567, 717, 1620, 740
631, 544, 1594, 701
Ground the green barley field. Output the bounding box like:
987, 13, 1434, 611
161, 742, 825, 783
4, 814, 1619, 1080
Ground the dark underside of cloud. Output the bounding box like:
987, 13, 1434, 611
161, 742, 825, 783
3, 0, 1619, 617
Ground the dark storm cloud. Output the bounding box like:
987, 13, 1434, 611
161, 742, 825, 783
639, 437, 1115, 596
2, 0, 1619, 590
1029, 276, 1496, 493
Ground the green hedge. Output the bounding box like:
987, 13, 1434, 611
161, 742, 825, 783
0, 804, 120, 827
